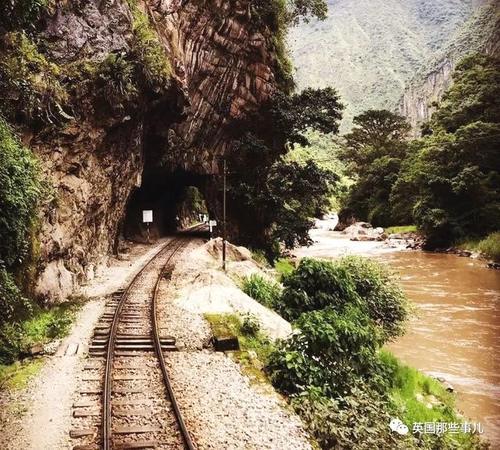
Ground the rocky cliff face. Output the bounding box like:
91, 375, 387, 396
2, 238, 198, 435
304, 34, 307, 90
20, 0, 279, 302
399, 1, 500, 133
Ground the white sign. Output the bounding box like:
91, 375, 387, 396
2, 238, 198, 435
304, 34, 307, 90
142, 210, 153, 223
209, 220, 217, 227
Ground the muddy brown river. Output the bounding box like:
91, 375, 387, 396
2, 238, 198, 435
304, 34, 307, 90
294, 230, 500, 445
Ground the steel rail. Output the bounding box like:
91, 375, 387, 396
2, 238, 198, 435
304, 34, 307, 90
152, 236, 197, 450
101, 235, 191, 450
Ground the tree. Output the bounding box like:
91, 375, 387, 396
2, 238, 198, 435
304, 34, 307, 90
340, 110, 411, 226
392, 54, 500, 247
344, 109, 410, 158
228, 88, 343, 255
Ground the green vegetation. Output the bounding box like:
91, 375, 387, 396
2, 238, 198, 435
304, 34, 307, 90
0, 31, 68, 125
126, 0, 172, 93
458, 232, 500, 262
274, 258, 295, 278
229, 88, 343, 256
95, 53, 139, 113
0, 358, 45, 390
242, 274, 282, 309
340, 110, 411, 227
0, 0, 48, 31
286, 130, 352, 210
0, 118, 43, 322
381, 351, 484, 449
204, 313, 275, 384
277, 257, 409, 339
0, 302, 78, 364
260, 257, 485, 449
385, 225, 417, 235
176, 186, 208, 226
339, 54, 499, 249
392, 54, 500, 248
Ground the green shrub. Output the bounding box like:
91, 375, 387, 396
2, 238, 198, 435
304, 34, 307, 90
241, 314, 260, 336
267, 306, 383, 397
242, 274, 282, 308
0, 267, 32, 327
95, 53, 139, 112
278, 257, 409, 340
278, 258, 359, 321
0, 118, 43, 269
335, 256, 409, 339
127, 0, 172, 92
274, 258, 295, 278
477, 231, 500, 262
0, 303, 77, 364
292, 386, 400, 450
0, 0, 48, 31
0, 32, 67, 125
0, 322, 24, 365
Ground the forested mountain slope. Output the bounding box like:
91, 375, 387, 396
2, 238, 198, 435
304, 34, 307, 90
289, 0, 482, 131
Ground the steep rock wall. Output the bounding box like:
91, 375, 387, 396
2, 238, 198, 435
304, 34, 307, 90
23, 0, 279, 302
151, 0, 277, 173
399, 1, 500, 134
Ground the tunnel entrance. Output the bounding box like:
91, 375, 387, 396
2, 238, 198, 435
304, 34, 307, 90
123, 168, 209, 243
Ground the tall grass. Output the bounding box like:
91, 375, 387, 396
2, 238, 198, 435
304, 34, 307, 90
458, 231, 500, 262
0, 303, 78, 364
241, 274, 282, 309
385, 225, 417, 234
380, 351, 484, 448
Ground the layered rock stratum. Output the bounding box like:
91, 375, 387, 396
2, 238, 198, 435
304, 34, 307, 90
3, 0, 281, 301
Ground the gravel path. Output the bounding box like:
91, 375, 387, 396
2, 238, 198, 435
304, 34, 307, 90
167, 352, 312, 450
0, 239, 168, 450
0, 298, 104, 450
158, 239, 312, 450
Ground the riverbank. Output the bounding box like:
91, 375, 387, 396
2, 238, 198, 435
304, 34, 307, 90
292, 226, 500, 446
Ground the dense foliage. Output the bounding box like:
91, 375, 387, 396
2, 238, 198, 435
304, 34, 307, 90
0, 118, 43, 271
0, 31, 68, 126
0, 0, 48, 31
229, 88, 343, 255
262, 257, 484, 449
339, 54, 499, 248
267, 305, 384, 396
340, 110, 411, 227
264, 257, 406, 448
277, 257, 409, 339
0, 119, 48, 363
392, 54, 500, 247
127, 0, 172, 93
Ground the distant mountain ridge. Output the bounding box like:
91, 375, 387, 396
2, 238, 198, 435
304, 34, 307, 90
289, 0, 488, 132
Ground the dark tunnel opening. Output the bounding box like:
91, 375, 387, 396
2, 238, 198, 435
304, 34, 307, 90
123, 168, 210, 243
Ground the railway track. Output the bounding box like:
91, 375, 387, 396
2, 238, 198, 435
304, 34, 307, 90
70, 230, 200, 450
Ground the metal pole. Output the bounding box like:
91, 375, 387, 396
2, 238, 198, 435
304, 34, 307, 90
222, 158, 227, 271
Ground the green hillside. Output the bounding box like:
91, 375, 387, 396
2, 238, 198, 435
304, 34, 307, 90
289, 0, 476, 132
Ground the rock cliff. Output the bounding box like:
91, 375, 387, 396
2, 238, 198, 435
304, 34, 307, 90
3, 0, 281, 302
399, 1, 500, 134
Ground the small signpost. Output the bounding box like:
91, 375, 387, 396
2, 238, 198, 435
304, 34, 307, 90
142, 210, 153, 243
208, 219, 217, 239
